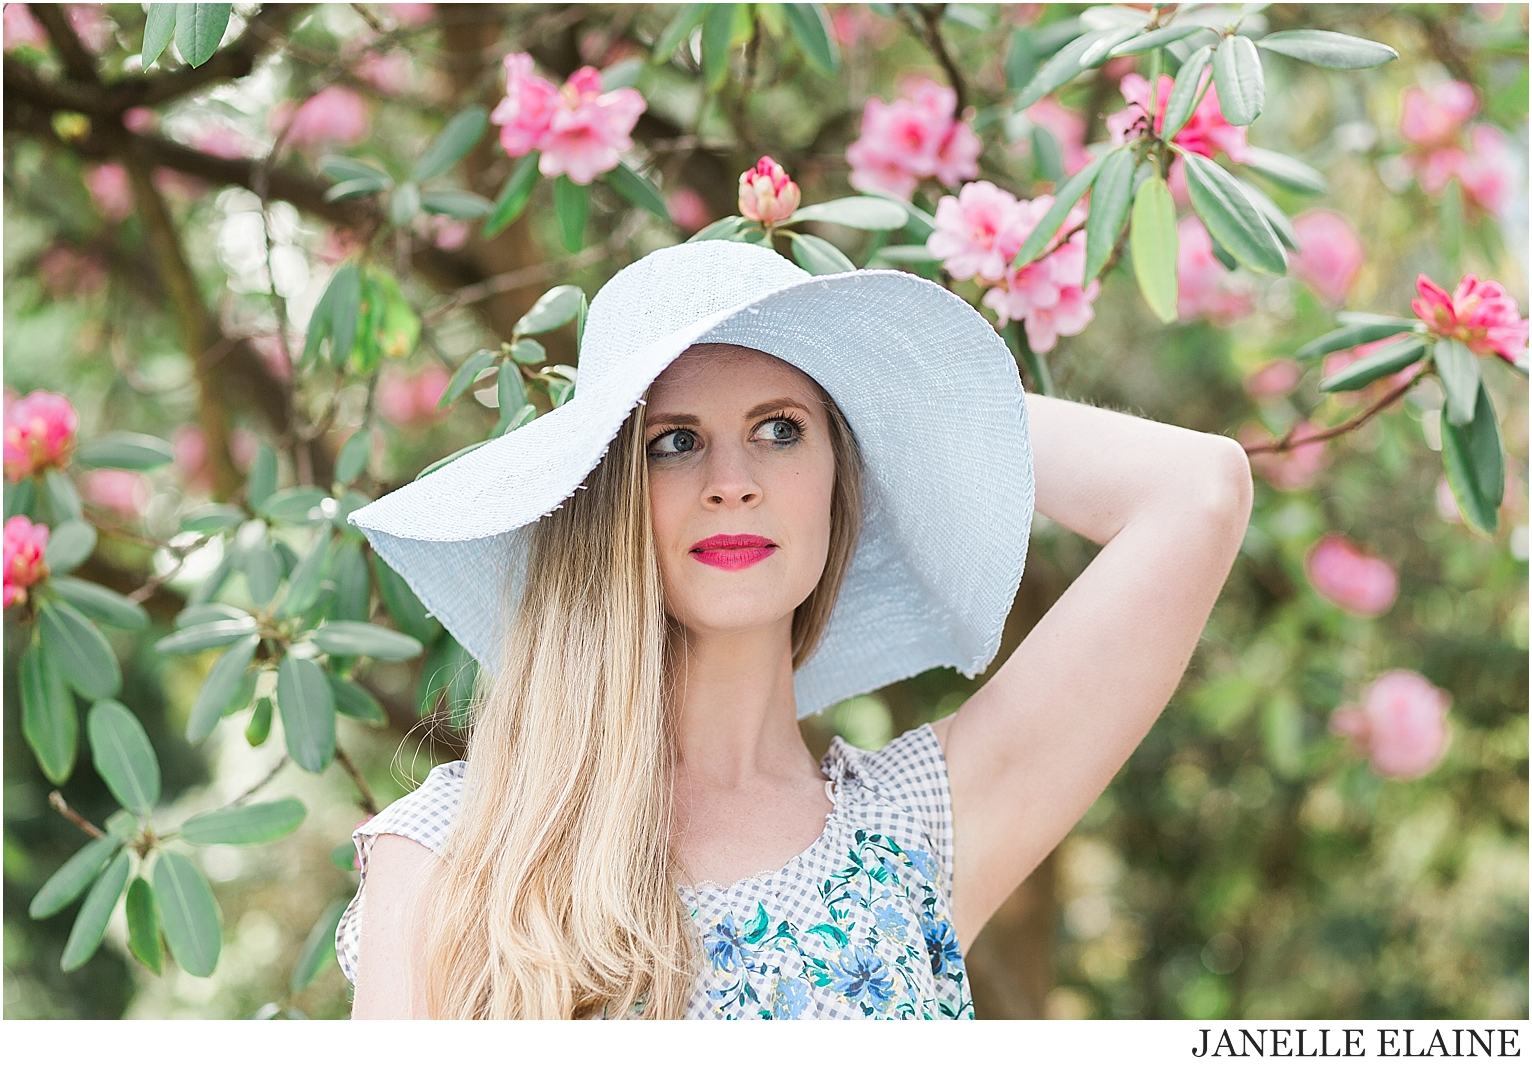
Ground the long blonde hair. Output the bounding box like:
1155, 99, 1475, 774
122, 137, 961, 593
421, 362, 865, 1018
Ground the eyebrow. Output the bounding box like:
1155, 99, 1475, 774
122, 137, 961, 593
644, 397, 813, 428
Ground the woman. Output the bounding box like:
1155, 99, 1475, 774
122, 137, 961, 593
336, 240, 1252, 1019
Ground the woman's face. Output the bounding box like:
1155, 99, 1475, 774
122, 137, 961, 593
644, 344, 836, 643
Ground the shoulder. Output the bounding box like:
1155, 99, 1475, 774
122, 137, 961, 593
822, 723, 954, 885
356, 759, 467, 855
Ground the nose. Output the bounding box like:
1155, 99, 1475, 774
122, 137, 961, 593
700, 437, 761, 507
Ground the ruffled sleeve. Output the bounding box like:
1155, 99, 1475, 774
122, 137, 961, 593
823, 723, 956, 898
334, 759, 467, 985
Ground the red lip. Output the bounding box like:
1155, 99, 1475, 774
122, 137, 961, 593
690, 534, 777, 572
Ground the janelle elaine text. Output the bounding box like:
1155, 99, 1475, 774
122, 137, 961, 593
1191, 1027, 1523, 1058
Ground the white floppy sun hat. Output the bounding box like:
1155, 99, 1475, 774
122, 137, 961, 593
348, 240, 1034, 719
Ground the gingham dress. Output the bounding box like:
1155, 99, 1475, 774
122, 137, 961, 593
335, 724, 974, 1019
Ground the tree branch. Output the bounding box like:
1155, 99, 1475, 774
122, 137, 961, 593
1243, 366, 1428, 455
901, 4, 967, 115
334, 745, 379, 817
49, 791, 105, 838
30, 4, 98, 84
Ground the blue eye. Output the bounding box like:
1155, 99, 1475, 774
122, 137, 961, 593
756, 414, 806, 444
647, 428, 697, 456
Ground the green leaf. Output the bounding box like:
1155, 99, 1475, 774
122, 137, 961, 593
44, 519, 97, 574
789, 232, 855, 275
180, 505, 243, 534
1241, 145, 1326, 195
1179, 151, 1286, 275
335, 429, 372, 488
1108, 22, 1208, 57
278, 535, 331, 620
419, 188, 494, 219
603, 160, 671, 222
181, 798, 307, 846
787, 197, 908, 231
1434, 338, 1482, 426
319, 156, 392, 185
312, 620, 424, 661
509, 339, 546, 365
329, 539, 371, 620
1011, 152, 1106, 269
783, 4, 839, 76
653, 3, 711, 61
418, 632, 475, 719
125, 877, 163, 975
258, 486, 329, 525
482, 152, 541, 239
552, 176, 588, 252
412, 105, 488, 183
241, 546, 281, 605
175, 601, 246, 627
1318, 336, 1427, 392
867, 244, 939, 265
246, 443, 277, 511
30, 833, 122, 920
187, 634, 260, 744
1130, 173, 1179, 324
88, 700, 161, 816
1003, 321, 1054, 397
1440, 381, 1504, 536
1084, 147, 1135, 283
153, 851, 222, 978
415, 440, 488, 481
155, 617, 259, 655
1029, 124, 1064, 182
1016, 28, 1115, 110
440, 349, 497, 410
687, 215, 749, 243
1257, 29, 1398, 70
44, 468, 83, 522
40, 600, 121, 700
326, 263, 362, 371
1078, 25, 1141, 68
291, 898, 349, 994
6, 476, 37, 521
61, 851, 131, 973
276, 656, 336, 773
1162, 44, 1215, 143
175, 3, 231, 68
323, 177, 385, 203
74, 432, 174, 471
142, 4, 177, 67
245, 696, 273, 746
10, 632, 71, 735
600, 56, 643, 90
50, 576, 150, 632
1212, 33, 1264, 126
1295, 322, 1414, 362
515, 285, 585, 337
1233, 177, 1298, 251
388, 181, 420, 225
329, 673, 388, 726
701, 2, 735, 91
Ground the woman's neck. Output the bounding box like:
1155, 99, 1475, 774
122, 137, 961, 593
669, 617, 816, 789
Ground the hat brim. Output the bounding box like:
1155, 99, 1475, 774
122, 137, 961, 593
350, 266, 1033, 718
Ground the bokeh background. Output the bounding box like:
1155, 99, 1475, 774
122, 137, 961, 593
3, 3, 1526, 1019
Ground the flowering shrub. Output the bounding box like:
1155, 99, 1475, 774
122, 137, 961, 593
1106, 73, 1251, 165
1329, 671, 1452, 780
1411, 273, 1530, 364
1304, 534, 1400, 617
2, 514, 49, 607
492, 54, 645, 185
846, 78, 980, 198
4, 390, 78, 481
1400, 81, 1518, 218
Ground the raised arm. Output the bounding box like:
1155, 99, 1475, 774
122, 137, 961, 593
349, 834, 439, 1019
930, 393, 1253, 947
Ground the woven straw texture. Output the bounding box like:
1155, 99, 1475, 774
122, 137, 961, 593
348, 241, 1034, 718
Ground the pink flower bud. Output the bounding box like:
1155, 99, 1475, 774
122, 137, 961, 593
3, 514, 50, 608
3, 390, 79, 482
3, 4, 48, 52
1411, 272, 1529, 364
737, 156, 801, 225
1330, 670, 1451, 780
1304, 534, 1399, 617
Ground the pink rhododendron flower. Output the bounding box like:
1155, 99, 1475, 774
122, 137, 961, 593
1240, 420, 1328, 491
1400, 82, 1479, 150
737, 156, 800, 226
3, 514, 49, 608
1290, 209, 1364, 306
1305, 534, 1399, 617
1022, 98, 1091, 176
388, 3, 434, 27
1244, 359, 1303, 400
928, 180, 1025, 282
1176, 216, 1256, 325
1329, 670, 1451, 780
122, 107, 157, 134
1107, 73, 1251, 164
85, 163, 134, 222
846, 78, 980, 198
81, 468, 151, 518
377, 365, 451, 428
1411, 273, 1529, 364
4, 390, 78, 482
3, 3, 47, 51
491, 55, 645, 185
355, 50, 412, 95
275, 86, 370, 149
1453, 124, 1518, 218
666, 187, 711, 233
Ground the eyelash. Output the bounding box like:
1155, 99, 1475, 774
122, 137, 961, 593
646, 410, 807, 457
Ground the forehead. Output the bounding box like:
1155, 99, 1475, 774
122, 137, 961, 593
646, 344, 821, 405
